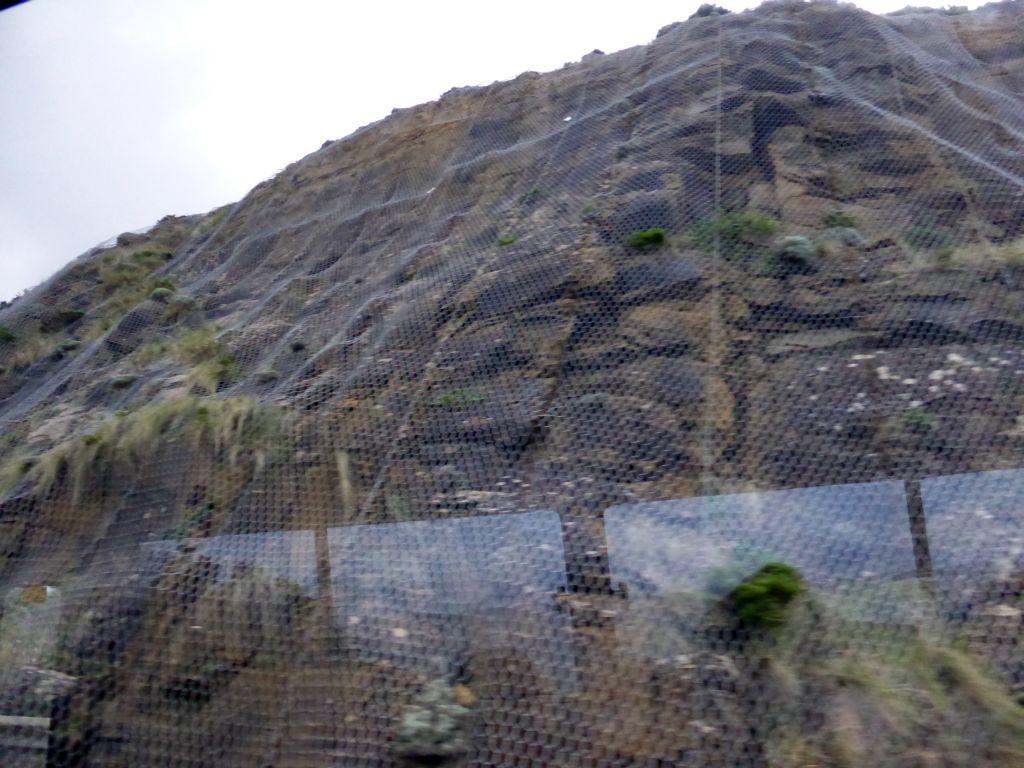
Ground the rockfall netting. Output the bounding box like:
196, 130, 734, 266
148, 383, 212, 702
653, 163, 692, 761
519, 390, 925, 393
1, 2, 1024, 766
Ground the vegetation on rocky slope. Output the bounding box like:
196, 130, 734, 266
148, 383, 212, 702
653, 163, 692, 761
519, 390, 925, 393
0, 1, 1023, 765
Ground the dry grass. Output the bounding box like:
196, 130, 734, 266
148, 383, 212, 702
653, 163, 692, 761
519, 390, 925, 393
940, 235, 1024, 267
131, 325, 238, 393
0, 395, 287, 501
192, 204, 232, 238
0, 332, 53, 371
74, 249, 176, 343
97, 249, 169, 291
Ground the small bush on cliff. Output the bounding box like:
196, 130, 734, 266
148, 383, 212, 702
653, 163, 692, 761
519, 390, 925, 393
57, 309, 85, 328
692, 211, 778, 260
0, 326, 15, 345
434, 388, 485, 408
902, 406, 934, 431
191, 354, 238, 393
763, 236, 820, 276
726, 562, 804, 628
823, 210, 858, 229
627, 227, 667, 249
109, 374, 138, 390
496, 235, 516, 246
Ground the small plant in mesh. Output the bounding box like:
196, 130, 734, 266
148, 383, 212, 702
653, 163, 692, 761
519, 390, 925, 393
109, 374, 138, 390
58, 309, 85, 327
692, 211, 778, 259
395, 679, 473, 761
902, 406, 934, 431
903, 225, 950, 251
496, 235, 516, 246
822, 209, 858, 229
191, 354, 239, 393
627, 227, 668, 249
434, 388, 485, 408
725, 562, 804, 628
51, 338, 82, 361
0, 326, 15, 344
163, 293, 195, 322
152, 276, 176, 291
518, 188, 544, 206
160, 501, 216, 540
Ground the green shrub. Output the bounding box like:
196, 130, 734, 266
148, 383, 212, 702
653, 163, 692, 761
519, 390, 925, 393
150, 287, 175, 303
903, 225, 950, 251
902, 406, 934, 430
130, 249, 172, 265
58, 339, 81, 352
764, 236, 819, 276
496, 235, 516, 246
59, 309, 85, 326
109, 374, 138, 390
627, 227, 668, 249
163, 294, 195, 322
692, 211, 778, 259
434, 388, 485, 408
0, 326, 15, 344
823, 210, 858, 229
727, 562, 804, 628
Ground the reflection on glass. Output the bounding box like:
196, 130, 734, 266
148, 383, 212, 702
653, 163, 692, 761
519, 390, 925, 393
145, 530, 319, 596
0, 585, 71, 727
605, 481, 924, 657
922, 468, 1024, 614
328, 511, 575, 686
0, 586, 63, 674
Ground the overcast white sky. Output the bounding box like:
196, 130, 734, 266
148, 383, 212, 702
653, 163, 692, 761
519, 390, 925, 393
0, 0, 969, 300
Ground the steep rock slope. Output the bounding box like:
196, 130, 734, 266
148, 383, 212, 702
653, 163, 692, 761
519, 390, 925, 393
0, 2, 1023, 767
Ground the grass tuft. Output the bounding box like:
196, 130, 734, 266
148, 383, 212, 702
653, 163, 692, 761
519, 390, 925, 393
627, 228, 668, 249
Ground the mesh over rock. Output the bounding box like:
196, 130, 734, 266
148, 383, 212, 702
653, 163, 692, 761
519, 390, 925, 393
1, 2, 1024, 766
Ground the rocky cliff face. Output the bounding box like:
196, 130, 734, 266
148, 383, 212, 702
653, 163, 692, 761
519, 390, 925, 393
1, 2, 1023, 767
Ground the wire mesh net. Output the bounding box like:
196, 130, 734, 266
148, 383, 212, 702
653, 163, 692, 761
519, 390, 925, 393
1, 2, 1023, 766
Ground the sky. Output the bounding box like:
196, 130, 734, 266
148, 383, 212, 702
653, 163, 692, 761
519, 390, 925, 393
0, 0, 973, 300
